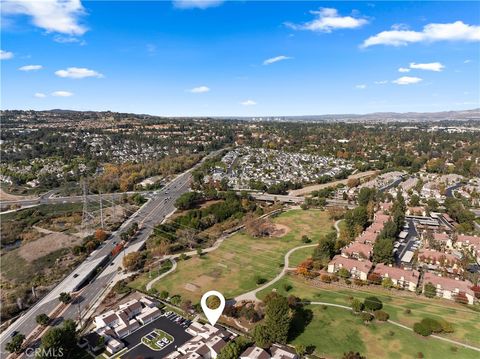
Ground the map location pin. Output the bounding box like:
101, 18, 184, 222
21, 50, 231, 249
200, 290, 225, 326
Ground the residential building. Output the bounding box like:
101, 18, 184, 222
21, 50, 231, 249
327, 255, 373, 281
423, 272, 475, 305
373, 264, 419, 292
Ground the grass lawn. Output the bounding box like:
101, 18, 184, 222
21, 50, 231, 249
258, 275, 480, 348
289, 246, 314, 267
141, 329, 174, 351
290, 305, 479, 359
131, 209, 333, 303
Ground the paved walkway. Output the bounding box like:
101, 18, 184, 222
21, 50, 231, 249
146, 259, 177, 291
234, 243, 317, 302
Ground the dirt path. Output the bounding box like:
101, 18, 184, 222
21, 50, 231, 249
288, 170, 378, 196
0, 188, 35, 201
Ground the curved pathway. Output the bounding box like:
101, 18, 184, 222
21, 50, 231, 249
334, 219, 342, 238
146, 258, 177, 291
234, 243, 317, 302
307, 302, 480, 353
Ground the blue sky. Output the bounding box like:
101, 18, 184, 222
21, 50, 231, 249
1, 1, 479, 116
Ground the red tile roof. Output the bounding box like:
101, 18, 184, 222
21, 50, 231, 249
374, 263, 419, 283
329, 255, 373, 273
423, 272, 473, 295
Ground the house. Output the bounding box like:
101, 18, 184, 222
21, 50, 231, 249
455, 234, 480, 262
407, 206, 426, 216
341, 241, 373, 260
373, 264, 419, 292
270, 344, 298, 359
179, 323, 235, 359
423, 272, 475, 305
417, 249, 461, 273
357, 230, 378, 244
94, 310, 118, 329
137, 306, 161, 325
240, 346, 271, 359
327, 255, 373, 281
106, 338, 124, 355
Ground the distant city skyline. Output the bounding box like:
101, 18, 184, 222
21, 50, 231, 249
1, 1, 479, 116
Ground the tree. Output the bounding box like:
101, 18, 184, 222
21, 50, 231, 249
374, 310, 389, 321
59, 292, 71, 304
175, 191, 203, 210
343, 351, 366, 359
6, 333, 25, 354
351, 298, 364, 313
413, 322, 432, 336
253, 324, 271, 348
38, 320, 78, 359
295, 344, 306, 357
338, 268, 351, 279
312, 232, 336, 266
36, 313, 50, 326
263, 294, 291, 344
382, 277, 394, 289
373, 238, 394, 264
424, 282, 437, 298
95, 228, 108, 242
123, 252, 143, 271
217, 341, 241, 359
364, 296, 383, 311
159, 290, 169, 299
301, 235, 311, 243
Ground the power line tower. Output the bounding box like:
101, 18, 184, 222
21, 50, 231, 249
81, 178, 95, 234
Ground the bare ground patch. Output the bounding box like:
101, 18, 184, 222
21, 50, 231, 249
270, 223, 291, 237
18, 232, 82, 261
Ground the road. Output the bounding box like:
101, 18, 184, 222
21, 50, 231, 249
0, 151, 222, 356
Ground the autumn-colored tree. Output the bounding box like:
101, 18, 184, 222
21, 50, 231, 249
123, 252, 143, 271
95, 229, 108, 242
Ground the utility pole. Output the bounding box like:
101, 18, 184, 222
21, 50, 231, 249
99, 192, 104, 229
81, 178, 95, 234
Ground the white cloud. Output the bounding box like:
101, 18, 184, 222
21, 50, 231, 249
392, 76, 423, 85
464, 59, 471, 64
355, 84, 367, 89
398, 67, 410, 73
188, 86, 210, 93
55, 67, 103, 79
241, 99, 256, 106
263, 55, 292, 65
409, 62, 445, 72
173, 0, 223, 9
2, 0, 87, 35
53, 35, 86, 45
286, 7, 368, 33
0, 50, 14, 60
362, 21, 480, 47
52, 91, 73, 97
34, 92, 47, 98
19, 64, 43, 71
374, 80, 388, 85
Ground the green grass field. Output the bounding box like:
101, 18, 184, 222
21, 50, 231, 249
258, 275, 480, 349
130, 209, 334, 303
291, 305, 478, 359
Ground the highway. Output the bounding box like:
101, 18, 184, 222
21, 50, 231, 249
0, 151, 221, 356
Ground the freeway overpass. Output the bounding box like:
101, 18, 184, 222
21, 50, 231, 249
246, 192, 355, 208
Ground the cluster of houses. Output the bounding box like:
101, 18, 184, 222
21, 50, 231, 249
212, 147, 353, 189
166, 322, 235, 359
165, 321, 298, 359
92, 297, 162, 355
326, 203, 478, 305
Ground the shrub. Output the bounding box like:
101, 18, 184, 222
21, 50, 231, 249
301, 235, 311, 243
361, 312, 374, 322
417, 352, 424, 358
367, 272, 382, 285
364, 296, 383, 311
424, 282, 437, 298
320, 274, 332, 283
353, 278, 365, 286
283, 283, 293, 292
438, 319, 454, 333
351, 299, 364, 313
255, 276, 267, 285
374, 310, 389, 321
345, 279, 352, 285
337, 268, 350, 279
420, 318, 442, 333
404, 308, 411, 315
413, 322, 432, 336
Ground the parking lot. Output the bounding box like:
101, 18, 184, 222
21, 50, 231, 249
119, 313, 192, 359
394, 218, 421, 265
